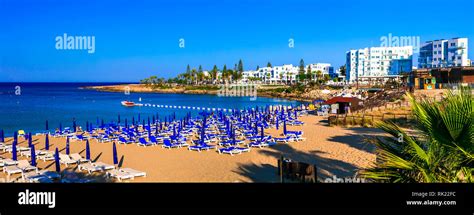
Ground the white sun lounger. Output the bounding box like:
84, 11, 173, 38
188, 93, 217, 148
120, 168, 146, 177
3, 160, 37, 176
37, 152, 55, 162
106, 169, 135, 181
0, 158, 19, 167
78, 162, 115, 174
69, 153, 90, 164
59, 154, 78, 166
21, 171, 53, 183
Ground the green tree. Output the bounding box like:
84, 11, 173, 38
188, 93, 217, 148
267, 62, 272, 68
298, 59, 306, 83
339, 65, 346, 77
360, 86, 474, 182
238, 59, 244, 73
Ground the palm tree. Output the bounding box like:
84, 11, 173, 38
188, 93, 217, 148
360, 86, 473, 182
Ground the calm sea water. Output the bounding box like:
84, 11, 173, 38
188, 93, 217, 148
0, 83, 301, 135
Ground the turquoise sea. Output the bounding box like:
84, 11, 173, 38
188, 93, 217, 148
0, 83, 301, 135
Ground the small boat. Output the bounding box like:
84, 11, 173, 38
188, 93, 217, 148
121, 101, 144, 107
121, 101, 136, 107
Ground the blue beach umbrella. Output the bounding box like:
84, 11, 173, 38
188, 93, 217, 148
260, 125, 264, 140
125, 118, 128, 128
85, 140, 90, 160
54, 148, 60, 173
73, 119, 77, 132
173, 124, 176, 137
132, 116, 135, 125
30, 144, 37, 166
283, 119, 287, 135
112, 142, 118, 165
59, 123, 62, 132
28, 133, 32, 147
86, 121, 89, 132
138, 113, 141, 122
12, 140, 17, 161
13, 131, 17, 143
45, 120, 49, 131
45, 134, 50, 150
276, 118, 279, 130
118, 114, 121, 124
65, 137, 70, 155
0, 129, 4, 143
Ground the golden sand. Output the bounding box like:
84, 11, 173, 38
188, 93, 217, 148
0, 115, 381, 182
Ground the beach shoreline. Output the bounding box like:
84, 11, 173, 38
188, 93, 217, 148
0, 115, 380, 183
81, 84, 315, 103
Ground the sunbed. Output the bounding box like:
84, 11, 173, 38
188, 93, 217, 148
59, 154, 79, 166
106, 169, 135, 181
118, 137, 133, 144
3, 160, 37, 176
0, 158, 18, 167
162, 139, 180, 149
188, 143, 216, 152
69, 153, 90, 164
78, 162, 115, 174
217, 146, 250, 156
21, 171, 53, 183
120, 168, 146, 177
137, 137, 154, 147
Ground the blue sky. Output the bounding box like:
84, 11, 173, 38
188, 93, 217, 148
1, 0, 473, 82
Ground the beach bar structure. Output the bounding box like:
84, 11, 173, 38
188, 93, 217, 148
410, 66, 474, 90
324, 96, 362, 114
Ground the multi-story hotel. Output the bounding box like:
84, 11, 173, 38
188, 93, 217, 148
346, 46, 413, 82
240, 63, 333, 84
418, 37, 469, 68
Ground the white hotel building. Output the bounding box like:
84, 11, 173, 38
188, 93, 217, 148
240, 63, 333, 84
418, 37, 469, 68
346, 46, 413, 82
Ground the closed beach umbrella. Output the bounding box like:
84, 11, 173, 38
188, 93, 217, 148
132, 116, 135, 125
260, 125, 264, 140
73, 119, 77, 132
276, 118, 279, 130
125, 118, 128, 128
14, 131, 18, 143
59, 123, 62, 132
85, 140, 90, 160
118, 114, 121, 124
112, 142, 118, 165
45, 134, 50, 150
54, 148, 60, 173
45, 120, 49, 131
0, 129, 4, 143
283, 119, 287, 135
86, 121, 89, 132
138, 113, 141, 122
28, 133, 32, 147
30, 144, 37, 166
12, 140, 17, 161
66, 137, 70, 155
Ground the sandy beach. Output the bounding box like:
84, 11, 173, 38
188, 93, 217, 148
0, 115, 381, 183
